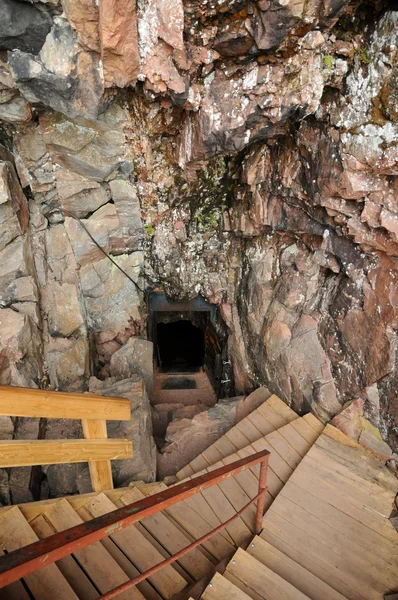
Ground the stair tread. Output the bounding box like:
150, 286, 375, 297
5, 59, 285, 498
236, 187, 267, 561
118, 486, 215, 581
175, 395, 299, 480
30, 514, 99, 600
247, 536, 346, 600
83, 492, 187, 598
42, 498, 145, 599
260, 428, 398, 600
202, 572, 252, 600
224, 547, 311, 600
0, 548, 31, 600
0, 506, 78, 600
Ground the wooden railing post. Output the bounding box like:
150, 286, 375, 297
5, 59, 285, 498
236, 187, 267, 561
81, 419, 113, 492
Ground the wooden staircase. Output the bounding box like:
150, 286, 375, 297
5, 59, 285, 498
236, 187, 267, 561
200, 424, 398, 600
1, 393, 397, 600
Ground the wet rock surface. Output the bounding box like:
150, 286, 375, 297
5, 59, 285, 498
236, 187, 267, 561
0, 0, 397, 503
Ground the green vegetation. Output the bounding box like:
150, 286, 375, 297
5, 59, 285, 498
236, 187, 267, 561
323, 55, 334, 69
144, 224, 155, 236
357, 47, 371, 64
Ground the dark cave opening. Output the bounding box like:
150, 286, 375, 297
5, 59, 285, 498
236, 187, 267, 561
156, 319, 205, 373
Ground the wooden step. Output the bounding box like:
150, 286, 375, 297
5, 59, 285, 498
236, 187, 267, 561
82, 492, 188, 599
223, 547, 311, 600
171, 415, 325, 533
202, 572, 252, 600
117, 486, 215, 581
29, 514, 99, 600
40, 498, 145, 600
260, 428, 398, 600
247, 536, 346, 600
176, 395, 299, 480
0, 506, 79, 600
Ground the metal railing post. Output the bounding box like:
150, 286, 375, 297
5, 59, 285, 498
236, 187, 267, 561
255, 454, 269, 535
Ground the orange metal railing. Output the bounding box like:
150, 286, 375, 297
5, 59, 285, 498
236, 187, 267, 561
0, 449, 270, 598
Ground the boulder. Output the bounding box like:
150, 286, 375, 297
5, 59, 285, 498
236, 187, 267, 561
0, 0, 52, 54
109, 180, 143, 251
110, 337, 154, 396
158, 388, 271, 478
9, 18, 103, 120
89, 376, 156, 484
331, 399, 364, 441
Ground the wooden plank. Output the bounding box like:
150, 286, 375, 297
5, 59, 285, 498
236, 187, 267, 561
0, 506, 79, 600
308, 445, 394, 510
202, 444, 224, 466
0, 385, 132, 420
251, 438, 293, 483
214, 436, 237, 458
268, 496, 397, 591
83, 493, 187, 598
236, 446, 283, 499
0, 438, 132, 467
0, 548, 31, 600
42, 498, 144, 600
236, 418, 266, 443
16, 487, 132, 522
202, 572, 252, 600
263, 429, 302, 469
276, 423, 311, 457
200, 485, 252, 547
176, 464, 196, 481
300, 453, 393, 517
246, 410, 276, 436
225, 426, 252, 451
29, 514, 99, 600
303, 413, 324, 434
291, 462, 398, 544
118, 487, 215, 581
183, 492, 236, 546
248, 535, 347, 600
77, 506, 162, 600
261, 511, 383, 600
255, 402, 288, 430
316, 428, 398, 494
82, 418, 113, 492
277, 485, 398, 583
259, 528, 362, 600
285, 474, 398, 561
266, 396, 298, 423
289, 417, 320, 445
189, 454, 211, 473
224, 548, 310, 600
164, 501, 236, 562
216, 474, 257, 532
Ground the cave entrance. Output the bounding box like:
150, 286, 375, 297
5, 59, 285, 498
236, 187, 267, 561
157, 319, 205, 373
147, 291, 232, 447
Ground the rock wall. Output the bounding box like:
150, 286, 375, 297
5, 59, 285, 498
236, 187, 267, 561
0, 0, 397, 496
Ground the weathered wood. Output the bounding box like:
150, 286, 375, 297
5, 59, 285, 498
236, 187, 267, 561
82, 419, 113, 492
0, 438, 132, 467
248, 535, 346, 600
224, 547, 310, 600
0, 385, 132, 420
42, 499, 144, 600
0, 507, 78, 600
202, 572, 251, 600
83, 493, 187, 598
29, 514, 99, 600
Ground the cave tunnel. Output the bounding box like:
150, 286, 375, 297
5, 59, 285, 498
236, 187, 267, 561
157, 319, 205, 373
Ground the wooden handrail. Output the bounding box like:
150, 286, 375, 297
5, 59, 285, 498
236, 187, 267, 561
0, 449, 270, 593
0, 385, 131, 420
0, 385, 133, 492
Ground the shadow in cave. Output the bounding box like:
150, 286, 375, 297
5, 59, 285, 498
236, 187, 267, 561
157, 320, 205, 373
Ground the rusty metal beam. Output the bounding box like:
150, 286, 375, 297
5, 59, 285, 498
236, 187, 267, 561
0, 449, 269, 589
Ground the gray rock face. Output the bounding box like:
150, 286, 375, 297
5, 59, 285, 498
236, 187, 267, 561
0, 0, 52, 54
8, 18, 103, 120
